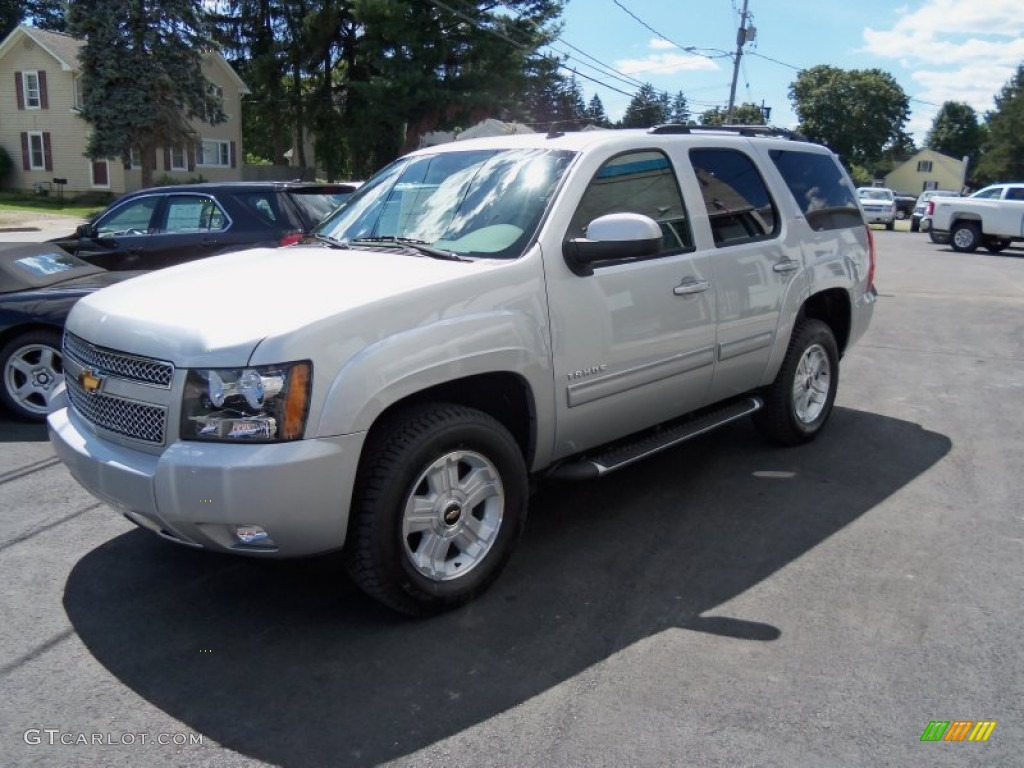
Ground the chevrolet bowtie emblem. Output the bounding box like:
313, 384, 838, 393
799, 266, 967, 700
78, 368, 102, 393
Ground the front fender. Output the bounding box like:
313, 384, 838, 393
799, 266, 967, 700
314, 310, 555, 455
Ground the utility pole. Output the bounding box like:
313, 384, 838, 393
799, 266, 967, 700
727, 0, 753, 123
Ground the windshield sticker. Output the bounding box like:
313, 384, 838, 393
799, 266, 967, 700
15, 252, 83, 276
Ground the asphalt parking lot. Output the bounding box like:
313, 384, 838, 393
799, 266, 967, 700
1, 229, 1021, 767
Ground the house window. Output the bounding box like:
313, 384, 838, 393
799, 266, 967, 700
28, 132, 46, 169
72, 75, 83, 110
130, 148, 141, 169
170, 146, 187, 171
916, 160, 933, 173
23, 71, 41, 108
207, 83, 225, 120
199, 139, 230, 167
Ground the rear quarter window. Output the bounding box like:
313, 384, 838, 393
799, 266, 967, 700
228, 191, 302, 230
769, 149, 863, 231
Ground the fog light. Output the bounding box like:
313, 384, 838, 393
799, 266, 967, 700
235, 525, 276, 548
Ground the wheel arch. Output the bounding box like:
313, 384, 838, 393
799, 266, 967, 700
0, 321, 64, 352
797, 288, 852, 356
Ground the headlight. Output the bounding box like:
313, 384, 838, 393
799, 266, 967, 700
181, 361, 311, 442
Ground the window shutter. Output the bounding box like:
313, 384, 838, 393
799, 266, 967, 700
43, 133, 53, 171
164, 147, 171, 171
38, 71, 48, 109
20, 132, 30, 169
15, 72, 24, 109
230, 141, 236, 168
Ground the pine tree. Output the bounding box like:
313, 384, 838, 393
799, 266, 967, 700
668, 91, 690, 124
975, 64, 1024, 184
586, 94, 610, 127
68, 0, 222, 188
619, 83, 666, 128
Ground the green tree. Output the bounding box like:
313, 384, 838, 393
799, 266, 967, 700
699, 102, 765, 126
668, 90, 690, 124
619, 83, 667, 128
1, 0, 66, 39
926, 101, 984, 162
69, 0, 223, 188
586, 93, 610, 127
974, 64, 1024, 184
789, 65, 910, 168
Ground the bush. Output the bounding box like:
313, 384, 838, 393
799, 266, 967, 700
0, 145, 12, 181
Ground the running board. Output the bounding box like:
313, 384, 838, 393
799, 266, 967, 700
548, 396, 763, 481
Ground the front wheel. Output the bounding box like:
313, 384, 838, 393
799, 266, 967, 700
885, 220, 895, 231
344, 403, 528, 616
950, 221, 981, 253
754, 319, 839, 446
0, 329, 64, 422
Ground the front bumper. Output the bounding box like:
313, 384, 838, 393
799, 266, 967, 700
862, 209, 895, 225
48, 406, 365, 557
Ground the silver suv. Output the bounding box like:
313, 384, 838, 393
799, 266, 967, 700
856, 186, 897, 230
49, 125, 876, 615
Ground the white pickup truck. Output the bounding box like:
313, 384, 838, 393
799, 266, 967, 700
928, 182, 1024, 253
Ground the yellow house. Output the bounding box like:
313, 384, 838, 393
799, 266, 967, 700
0, 24, 250, 196
884, 149, 968, 195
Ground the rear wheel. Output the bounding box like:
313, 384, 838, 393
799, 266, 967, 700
950, 221, 981, 253
755, 319, 839, 446
984, 237, 1011, 254
0, 329, 64, 422
344, 403, 528, 616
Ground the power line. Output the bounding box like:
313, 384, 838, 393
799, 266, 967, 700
611, 0, 731, 60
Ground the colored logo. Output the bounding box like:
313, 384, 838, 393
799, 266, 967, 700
920, 720, 997, 742
78, 368, 103, 394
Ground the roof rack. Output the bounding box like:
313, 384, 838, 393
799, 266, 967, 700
647, 124, 808, 141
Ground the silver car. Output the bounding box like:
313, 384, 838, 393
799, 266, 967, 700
856, 187, 896, 230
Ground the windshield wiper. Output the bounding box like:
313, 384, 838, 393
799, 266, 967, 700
312, 233, 350, 249
350, 236, 465, 261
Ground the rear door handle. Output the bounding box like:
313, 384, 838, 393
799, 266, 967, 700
673, 278, 709, 296
772, 259, 800, 273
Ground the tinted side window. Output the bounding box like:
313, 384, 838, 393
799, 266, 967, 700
690, 149, 777, 246
568, 150, 693, 256
163, 196, 229, 233
769, 149, 861, 231
95, 197, 159, 237
231, 191, 296, 229
1006, 187, 1024, 201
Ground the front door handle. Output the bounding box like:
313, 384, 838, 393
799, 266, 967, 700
673, 278, 709, 296
772, 259, 800, 273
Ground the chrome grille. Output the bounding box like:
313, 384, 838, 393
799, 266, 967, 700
66, 374, 167, 444
63, 332, 173, 387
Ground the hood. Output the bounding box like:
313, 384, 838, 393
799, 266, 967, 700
67, 245, 493, 366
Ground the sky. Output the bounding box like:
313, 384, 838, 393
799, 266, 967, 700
554, 0, 1024, 143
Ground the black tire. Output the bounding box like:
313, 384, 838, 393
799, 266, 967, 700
344, 403, 528, 616
910, 219, 920, 233
929, 230, 950, 245
754, 319, 839, 446
885, 220, 895, 231
895, 210, 907, 220
984, 238, 1011, 254
950, 221, 981, 253
0, 329, 64, 422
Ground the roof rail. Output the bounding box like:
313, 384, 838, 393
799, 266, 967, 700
647, 124, 808, 141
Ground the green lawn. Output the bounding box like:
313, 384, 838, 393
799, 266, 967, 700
0, 191, 108, 219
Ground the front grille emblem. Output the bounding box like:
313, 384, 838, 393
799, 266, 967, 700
78, 368, 103, 394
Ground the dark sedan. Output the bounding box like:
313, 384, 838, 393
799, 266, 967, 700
49, 181, 361, 271
0, 243, 142, 421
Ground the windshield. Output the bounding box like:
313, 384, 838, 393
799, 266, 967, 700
857, 188, 893, 201
316, 148, 575, 259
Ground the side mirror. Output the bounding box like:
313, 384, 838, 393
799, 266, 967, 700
76, 223, 96, 239
562, 213, 662, 276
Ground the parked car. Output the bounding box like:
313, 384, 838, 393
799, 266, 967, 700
51, 125, 876, 615
894, 194, 916, 220
0, 243, 142, 421
912, 189, 960, 233
49, 181, 361, 271
856, 187, 896, 230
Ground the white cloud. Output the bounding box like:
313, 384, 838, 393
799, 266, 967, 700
862, 0, 1023, 136
614, 53, 719, 77
648, 38, 676, 51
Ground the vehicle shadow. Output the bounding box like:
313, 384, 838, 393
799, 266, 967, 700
63, 407, 950, 767
0, 416, 49, 442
